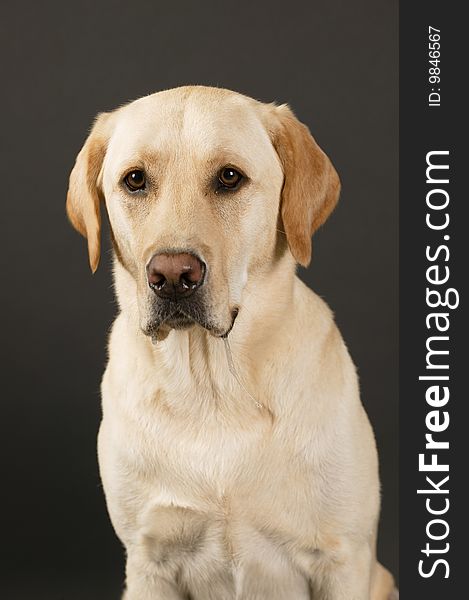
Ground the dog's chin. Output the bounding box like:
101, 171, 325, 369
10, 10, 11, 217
142, 312, 196, 341
142, 307, 238, 342
163, 312, 196, 331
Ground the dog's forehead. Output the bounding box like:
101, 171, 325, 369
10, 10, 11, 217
108, 87, 275, 166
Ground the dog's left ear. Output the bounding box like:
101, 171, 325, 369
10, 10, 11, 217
66, 112, 113, 273
268, 104, 341, 267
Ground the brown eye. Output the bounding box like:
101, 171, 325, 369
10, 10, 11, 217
218, 167, 242, 189
124, 170, 146, 191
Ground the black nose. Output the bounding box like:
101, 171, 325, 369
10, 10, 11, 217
146, 252, 205, 299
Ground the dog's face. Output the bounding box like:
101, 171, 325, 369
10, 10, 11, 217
67, 87, 340, 338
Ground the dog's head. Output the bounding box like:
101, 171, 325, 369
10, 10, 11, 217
67, 86, 340, 338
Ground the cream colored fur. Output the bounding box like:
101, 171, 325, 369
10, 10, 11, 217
67, 86, 397, 599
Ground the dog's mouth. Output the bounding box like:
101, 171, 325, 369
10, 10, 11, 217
143, 301, 239, 342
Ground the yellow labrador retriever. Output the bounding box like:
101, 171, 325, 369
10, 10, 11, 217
67, 86, 397, 599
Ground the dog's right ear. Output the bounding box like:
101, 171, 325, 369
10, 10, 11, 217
66, 112, 113, 273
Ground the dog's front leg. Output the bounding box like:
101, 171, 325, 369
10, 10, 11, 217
123, 549, 185, 600
311, 542, 374, 600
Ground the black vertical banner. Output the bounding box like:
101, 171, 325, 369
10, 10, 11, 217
400, 3, 466, 597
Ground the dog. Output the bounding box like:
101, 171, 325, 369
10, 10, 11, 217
67, 86, 397, 599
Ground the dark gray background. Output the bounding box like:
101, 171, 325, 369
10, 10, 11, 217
0, 1, 397, 597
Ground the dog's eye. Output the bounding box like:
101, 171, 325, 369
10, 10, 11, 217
218, 167, 243, 189
124, 170, 146, 191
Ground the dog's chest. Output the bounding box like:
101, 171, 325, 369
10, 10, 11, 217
100, 381, 323, 544
111, 391, 273, 496
99, 359, 338, 596
110, 415, 319, 597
